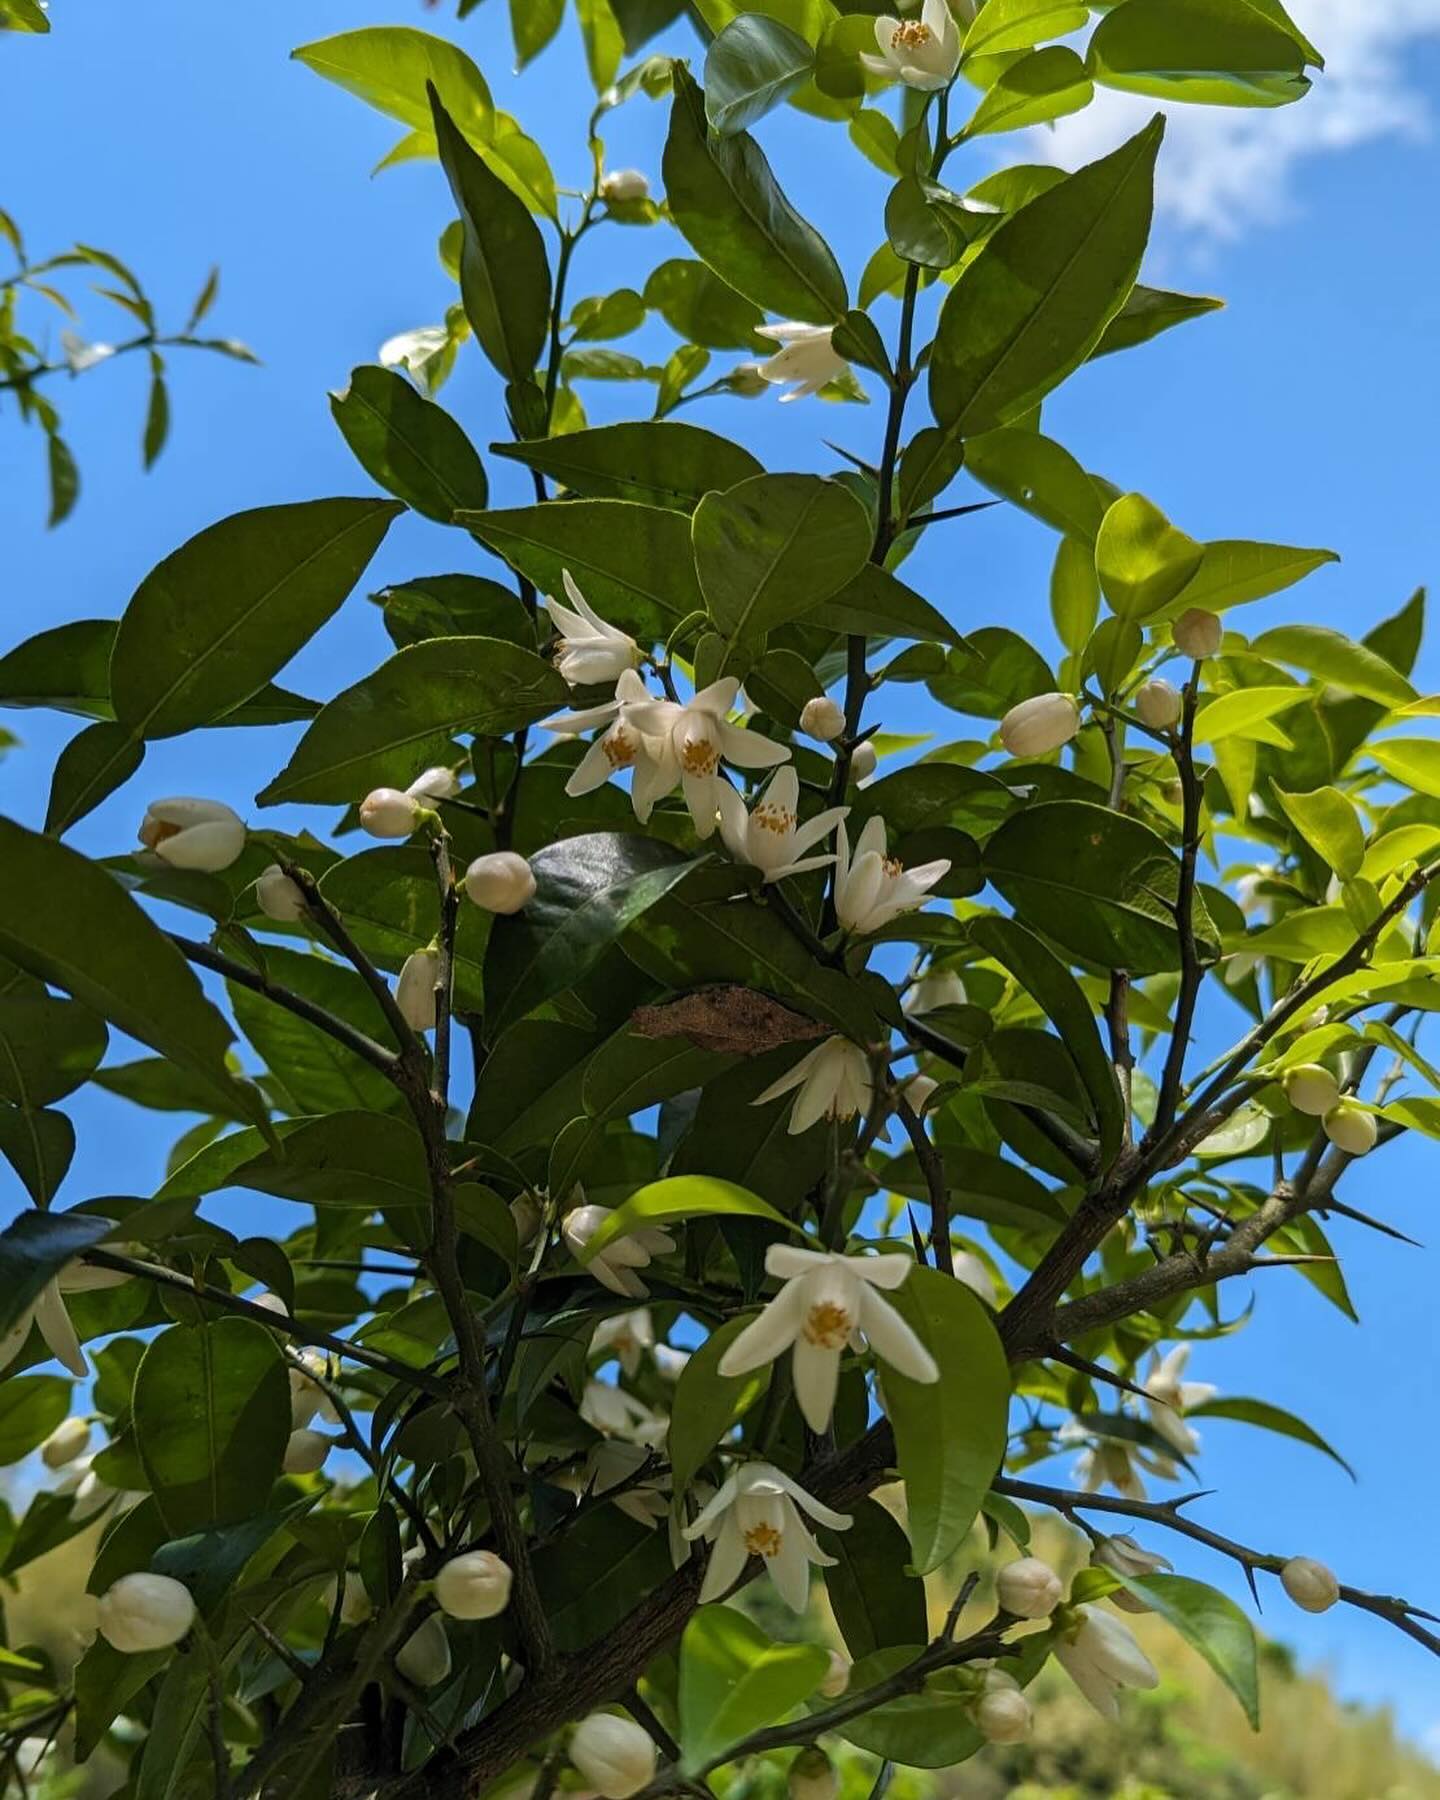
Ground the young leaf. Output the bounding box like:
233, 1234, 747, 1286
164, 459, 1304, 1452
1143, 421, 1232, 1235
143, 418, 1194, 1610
1096, 493, 1204, 619
678, 1606, 829, 1770
575, 1174, 796, 1261
292, 26, 494, 142
1089, 0, 1310, 108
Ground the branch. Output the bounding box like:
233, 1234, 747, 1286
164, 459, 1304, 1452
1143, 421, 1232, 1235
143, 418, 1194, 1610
1151, 667, 1204, 1138
894, 1093, 952, 1276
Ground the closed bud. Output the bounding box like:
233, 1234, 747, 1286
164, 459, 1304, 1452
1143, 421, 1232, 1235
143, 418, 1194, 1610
407, 765, 461, 801
359, 787, 422, 839
396, 950, 440, 1032
96, 1572, 196, 1653
974, 1670, 1032, 1744
395, 1612, 452, 1687
788, 1748, 838, 1800
1281, 1556, 1339, 1613
434, 1550, 513, 1621
849, 739, 877, 781
283, 1428, 331, 1475
1284, 1062, 1340, 1117
800, 695, 846, 743
1323, 1101, 1377, 1157
1135, 678, 1182, 729
601, 167, 650, 203
1295, 1003, 1330, 1033
999, 692, 1081, 758
817, 1648, 851, 1698
289, 1351, 327, 1428
569, 1713, 657, 1800
902, 1072, 938, 1113
464, 850, 536, 914
256, 864, 309, 922
727, 362, 773, 398
510, 1192, 543, 1246
1173, 608, 1222, 659
137, 797, 247, 872
996, 1555, 1064, 1619
324, 1571, 373, 1626
41, 1414, 91, 1469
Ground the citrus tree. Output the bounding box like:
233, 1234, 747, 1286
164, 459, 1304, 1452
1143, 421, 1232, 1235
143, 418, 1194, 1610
2, 2, 1438, 1796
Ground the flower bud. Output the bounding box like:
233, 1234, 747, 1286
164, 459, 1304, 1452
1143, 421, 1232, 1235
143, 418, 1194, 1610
904, 970, 967, 1016
1294, 1003, 1330, 1034
1323, 1101, 1377, 1157
283, 1428, 331, 1475
396, 950, 440, 1032
359, 787, 422, 839
1281, 1556, 1339, 1613
1135, 678, 1182, 730
800, 695, 846, 743
1284, 1062, 1340, 1117
289, 1351, 328, 1429
901, 1072, 938, 1114
727, 362, 772, 398
999, 692, 1081, 758
1094, 1533, 1172, 1612
1173, 608, 1222, 659
600, 167, 650, 203
434, 1550, 513, 1621
996, 1556, 1064, 1620
137, 797, 247, 872
788, 1748, 838, 1800
255, 864, 308, 922
953, 1250, 998, 1309
974, 1671, 1032, 1744
463, 851, 536, 914
407, 765, 460, 801
510, 1192, 543, 1246
96, 1572, 196, 1653
849, 740, 877, 781
817, 1648, 851, 1698
324, 1571, 373, 1626
569, 1713, 657, 1800
395, 1612, 452, 1687
41, 1415, 91, 1469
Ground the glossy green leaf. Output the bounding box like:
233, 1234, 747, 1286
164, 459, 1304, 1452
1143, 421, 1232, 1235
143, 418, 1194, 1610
885, 178, 961, 271
822, 1497, 930, 1659
1192, 686, 1307, 745
959, 45, 1093, 138
330, 365, 488, 522
964, 428, 1105, 544
1092, 284, 1224, 358
1250, 624, 1417, 707
227, 948, 398, 1117
44, 720, 147, 835
827, 562, 968, 648
1096, 493, 1204, 619
1272, 784, 1364, 881
1166, 539, 1337, 615
293, 27, 494, 143
705, 14, 815, 134
645, 257, 767, 351
1369, 739, 1440, 799
668, 1315, 773, 1494
1089, 0, 1310, 108
965, 0, 1088, 55
494, 420, 762, 510
679, 1606, 829, 1770
1186, 1395, 1353, 1478
0, 1376, 72, 1464
1113, 1572, 1261, 1726
578, 1174, 795, 1261
0, 1103, 76, 1206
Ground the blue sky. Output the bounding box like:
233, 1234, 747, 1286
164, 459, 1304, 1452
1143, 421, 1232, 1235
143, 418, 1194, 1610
3, 0, 1440, 1753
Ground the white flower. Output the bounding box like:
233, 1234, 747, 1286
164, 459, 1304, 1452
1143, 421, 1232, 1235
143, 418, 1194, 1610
718, 1244, 938, 1433
1324, 1100, 1377, 1156
849, 739, 878, 782
395, 1612, 452, 1687
406, 765, 461, 801
624, 678, 790, 838
800, 695, 846, 742
289, 1350, 339, 1429
283, 1428, 332, 1475
545, 570, 641, 687
754, 1036, 873, 1136
973, 1667, 1032, 1743
137, 797, 246, 872
1, 1261, 131, 1379
96, 1573, 196, 1653
653, 1342, 690, 1381
359, 787, 423, 839
434, 1550, 513, 1621
576, 1438, 671, 1531
463, 851, 536, 914
600, 168, 650, 203
324, 1571, 373, 1626
860, 0, 961, 88
380, 324, 449, 381
579, 1378, 664, 1444
834, 815, 949, 935
1281, 1555, 1339, 1613
996, 1556, 1063, 1620
818, 1649, 851, 1698
395, 950, 439, 1032
1144, 1344, 1215, 1458
255, 864, 308, 922
569, 1713, 656, 1800
903, 969, 967, 1015
1094, 1533, 1172, 1613
717, 766, 847, 883
563, 1203, 675, 1300
788, 1747, 838, 1800
999, 692, 1081, 758
1173, 608, 1222, 659
591, 1309, 654, 1378
953, 1250, 998, 1309
40, 1415, 91, 1469
684, 1461, 852, 1611
54, 1453, 116, 1520
551, 668, 680, 826
1054, 1604, 1159, 1720
901, 1071, 938, 1114
755, 323, 849, 402
1284, 1062, 1341, 1116
1073, 1438, 1177, 1502
1136, 678, 1182, 729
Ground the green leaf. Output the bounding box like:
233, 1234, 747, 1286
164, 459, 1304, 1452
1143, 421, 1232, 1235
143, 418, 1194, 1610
1369, 740, 1440, 800
1051, 535, 1101, 651
930, 116, 1161, 435
1192, 686, 1307, 745
142, 356, 170, 469
826, 562, 968, 648
884, 1267, 1010, 1574
1092, 284, 1224, 358
378, 573, 533, 651
882, 1144, 1066, 1230
0, 1104, 76, 1206
132, 1318, 290, 1533
0, 985, 107, 1108
227, 948, 398, 1116
0, 1376, 72, 1465
964, 428, 1105, 544
678, 1606, 829, 1771
429, 84, 551, 383
577, 1174, 795, 1261
668, 1315, 773, 1494
1272, 785, 1364, 881
0, 618, 118, 719
705, 14, 815, 134
292, 26, 494, 142
320, 845, 488, 1011
330, 365, 488, 522
150, 1504, 312, 1614
1166, 539, 1337, 614
822, 1496, 929, 1659
1089, 0, 1310, 108
693, 474, 872, 646
494, 420, 762, 510
178, 1113, 431, 1211
258, 636, 567, 805
44, 720, 147, 835
959, 45, 1093, 138
965, 0, 1088, 55
663, 64, 847, 325
1112, 1572, 1261, 1726
0, 0, 51, 31
1250, 624, 1417, 707
110, 497, 401, 738
645, 257, 766, 351
47, 432, 79, 527
511, 0, 565, 65
1096, 493, 1204, 619
1186, 1396, 1353, 1478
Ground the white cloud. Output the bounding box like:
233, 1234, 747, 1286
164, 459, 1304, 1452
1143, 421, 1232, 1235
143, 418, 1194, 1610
1032, 1, 1440, 240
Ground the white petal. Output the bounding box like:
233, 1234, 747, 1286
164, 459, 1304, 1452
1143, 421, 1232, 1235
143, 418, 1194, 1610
33, 1282, 87, 1379
790, 805, 849, 857
791, 1338, 841, 1433
858, 1288, 939, 1384
754, 1043, 827, 1108
716, 784, 749, 861
718, 721, 790, 770
683, 773, 722, 838
717, 1283, 805, 1377
766, 1512, 813, 1612
699, 1513, 749, 1603
692, 677, 741, 715
684, 1471, 740, 1539
1055, 1640, 1121, 1720
851, 1254, 914, 1291
764, 1243, 829, 1280
767, 1468, 853, 1532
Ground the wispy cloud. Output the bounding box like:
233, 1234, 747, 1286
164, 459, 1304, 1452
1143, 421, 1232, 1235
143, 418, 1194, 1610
1033, 1, 1440, 239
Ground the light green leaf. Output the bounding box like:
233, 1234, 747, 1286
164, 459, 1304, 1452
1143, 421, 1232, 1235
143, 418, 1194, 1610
1092, 284, 1224, 358
965, 428, 1105, 544
1089, 0, 1309, 108
1096, 492, 1204, 620
1249, 624, 1418, 707
576, 1175, 796, 1261
1112, 1572, 1261, 1726
0, 1376, 72, 1465
959, 45, 1093, 138
668, 1316, 773, 1497
292, 27, 494, 143
679, 1607, 830, 1771
1164, 539, 1338, 615
1186, 1396, 1353, 1478
964, 0, 1088, 57
1192, 686, 1308, 745
1272, 784, 1364, 880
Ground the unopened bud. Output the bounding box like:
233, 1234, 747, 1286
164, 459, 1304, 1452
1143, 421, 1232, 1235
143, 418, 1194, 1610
1281, 1556, 1339, 1613
904, 970, 967, 1016
1173, 608, 1222, 659
41, 1415, 91, 1469
407, 766, 460, 801
569, 1713, 657, 1799
1136, 678, 1182, 730
788, 1748, 838, 1800
727, 362, 772, 398
999, 692, 1081, 758
396, 950, 440, 1032
510, 1192, 543, 1246
325, 1571, 373, 1626
1323, 1101, 1377, 1157
283, 1428, 331, 1475
137, 797, 247, 872
996, 1556, 1063, 1620
395, 1612, 452, 1687
256, 864, 309, 922
96, 1572, 196, 1653
1284, 1063, 1341, 1117
1094, 1533, 1172, 1612
434, 1550, 513, 1621
974, 1669, 1032, 1744
800, 695, 846, 743
600, 168, 650, 203
1294, 1003, 1330, 1033
902, 1072, 938, 1113
849, 740, 877, 781
289, 1351, 327, 1429
463, 850, 536, 914
359, 787, 422, 840
817, 1648, 851, 1698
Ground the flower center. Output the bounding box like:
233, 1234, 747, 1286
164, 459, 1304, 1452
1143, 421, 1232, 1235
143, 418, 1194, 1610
804, 1300, 852, 1350
882, 856, 903, 879
603, 725, 639, 770
752, 802, 795, 837
891, 20, 933, 48
681, 736, 721, 777
743, 1522, 784, 1558
139, 819, 182, 849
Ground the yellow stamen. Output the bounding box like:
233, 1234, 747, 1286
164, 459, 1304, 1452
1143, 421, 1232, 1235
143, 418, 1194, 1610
139, 819, 182, 850
891, 20, 934, 48
752, 802, 795, 837
804, 1300, 852, 1350
603, 728, 639, 770
744, 1522, 784, 1558
681, 737, 721, 777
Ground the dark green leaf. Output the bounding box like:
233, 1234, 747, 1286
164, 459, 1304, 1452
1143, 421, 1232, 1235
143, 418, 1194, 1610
0, 1376, 72, 1465
645, 258, 766, 351
494, 421, 763, 510
1089, 0, 1310, 107
1186, 1395, 1354, 1478
331, 365, 488, 522
668, 1315, 772, 1494
44, 720, 146, 835
705, 14, 815, 135
0, 1103, 76, 1205
822, 1496, 929, 1658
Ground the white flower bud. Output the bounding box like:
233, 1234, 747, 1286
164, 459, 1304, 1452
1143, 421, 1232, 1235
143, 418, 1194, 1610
1173, 608, 1222, 659
996, 1556, 1064, 1620
324, 1571, 373, 1626
727, 362, 773, 398
800, 695, 846, 743
1281, 1556, 1339, 1613
510, 1192, 543, 1247
1135, 678, 1182, 730
569, 1713, 657, 1800
289, 1351, 328, 1428
40, 1415, 91, 1469
395, 1612, 452, 1687
1294, 1003, 1330, 1033
1284, 1063, 1340, 1117
849, 740, 877, 781
903, 970, 967, 1016
406, 766, 461, 801
434, 1550, 513, 1621
901, 1072, 938, 1113
600, 168, 650, 203
359, 787, 423, 839
96, 1572, 196, 1653
999, 692, 1081, 758
463, 851, 536, 914
974, 1670, 1032, 1744
1323, 1101, 1377, 1156
817, 1648, 851, 1698
137, 797, 247, 872
953, 1250, 998, 1309
396, 950, 440, 1032
255, 864, 309, 922
283, 1428, 331, 1475
1094, 1533, 1172, 1613
787, 1747, 838, 1800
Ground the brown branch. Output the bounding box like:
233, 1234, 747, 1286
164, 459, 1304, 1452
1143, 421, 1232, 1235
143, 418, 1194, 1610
1150, 668, 1204, 1138
895, 1093, 952, 1275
